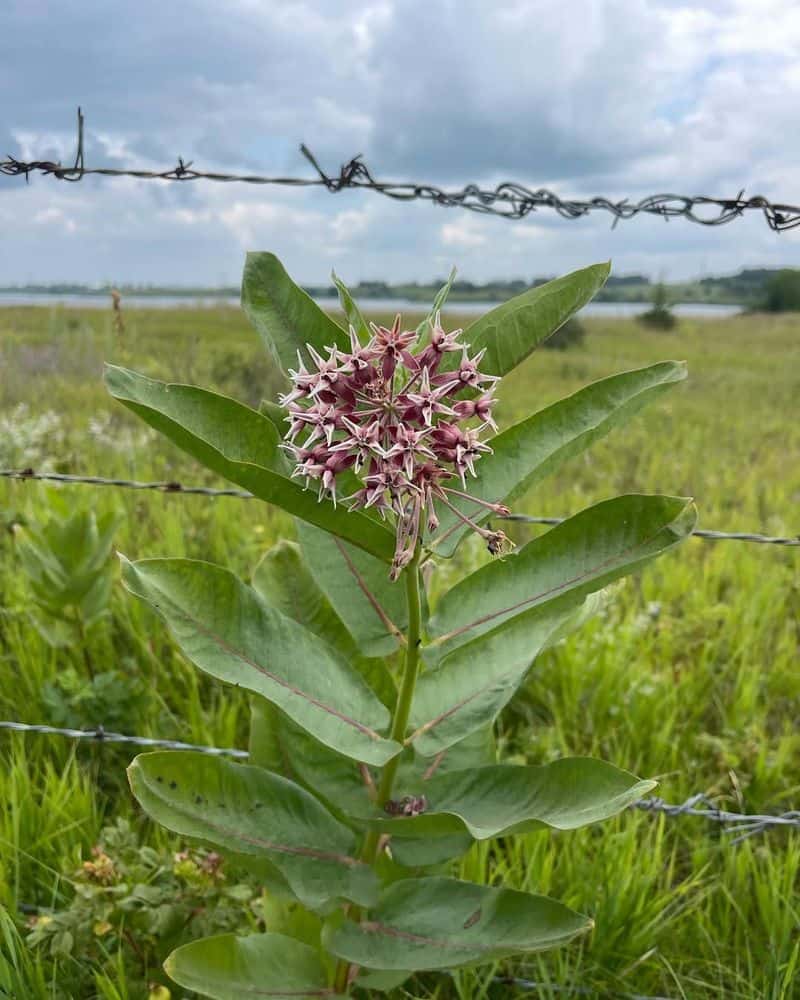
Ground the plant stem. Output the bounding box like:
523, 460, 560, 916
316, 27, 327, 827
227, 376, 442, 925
375, 543, 423, 807
332, 545, 423, 995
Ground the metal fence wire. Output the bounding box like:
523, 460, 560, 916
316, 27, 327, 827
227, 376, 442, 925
1, 720, 798, 843
2, 469, 798, 547
3, 109, 799, 231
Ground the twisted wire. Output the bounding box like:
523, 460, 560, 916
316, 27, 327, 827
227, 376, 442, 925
0, 719, 248, 757
1, 720, 798, 841
2, 468, 797, 546
2, 109, 798, 231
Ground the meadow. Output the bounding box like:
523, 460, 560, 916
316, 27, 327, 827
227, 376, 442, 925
0, 303, 798, 999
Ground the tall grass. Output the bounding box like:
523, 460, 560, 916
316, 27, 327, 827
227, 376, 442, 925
0, 304, 798, 997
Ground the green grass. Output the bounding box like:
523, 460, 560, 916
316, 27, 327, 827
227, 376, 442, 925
0, 304, 798, 998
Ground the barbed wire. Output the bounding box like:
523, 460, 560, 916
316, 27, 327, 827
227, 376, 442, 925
2, 109, 799, 231
2, 467, 797, 547
0, 719, 248, 757
500, 513, 800, 547
1, 720, 798, 841
1, 467, 253, 499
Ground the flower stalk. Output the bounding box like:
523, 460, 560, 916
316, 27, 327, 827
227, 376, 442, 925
333, 543, 424, 993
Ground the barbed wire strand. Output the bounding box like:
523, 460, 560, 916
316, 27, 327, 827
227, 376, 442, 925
0, 719, 248, 758
2, 468, 797, 547
2, 109, 799, 231
1, 721, 798, 841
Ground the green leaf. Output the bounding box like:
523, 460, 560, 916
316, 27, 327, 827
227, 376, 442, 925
165, 932, 345, 999
248, 700, 493, 853
258, 397, 286, 434
446, 262, 610, 380
296, 521, 409, 657
323, 876, 590, 971
410, 496, 695, 756
253, 540, 395, 705
429, 360, 687, 556
105, 364, 395, 562
409, 598, 578, 757
388, 832, 474, 868
248, 696, 292, 775
417, 266, 457, 339
429, 494, 697, 660
241, 251, 348, 373
372, 757, 654, 840
120, 557, 400, 766
540, 590, 608, 652
249, 696, 373, 819
354, 968, 413, 993
129, 752, 377, 911
331, 270, 371, 343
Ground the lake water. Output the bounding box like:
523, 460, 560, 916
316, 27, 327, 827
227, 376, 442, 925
0, 292, 742, 319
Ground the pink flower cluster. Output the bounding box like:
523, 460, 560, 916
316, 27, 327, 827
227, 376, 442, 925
280, 313, 511, 578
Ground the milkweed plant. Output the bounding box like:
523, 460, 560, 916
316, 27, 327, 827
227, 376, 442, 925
106, 253, 696, 998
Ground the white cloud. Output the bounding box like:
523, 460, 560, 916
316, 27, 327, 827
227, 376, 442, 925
2, 0, 800, 284
441, 219, 489, 249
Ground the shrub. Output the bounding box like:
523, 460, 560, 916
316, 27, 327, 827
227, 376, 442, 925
763, 269, 800, 312
638, 282, 677, 330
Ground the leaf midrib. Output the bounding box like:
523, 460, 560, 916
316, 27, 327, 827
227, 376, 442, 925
144, 583, 387, 742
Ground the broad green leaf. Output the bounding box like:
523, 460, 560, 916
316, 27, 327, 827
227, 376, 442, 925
540, 589, 608, 652
241, 251, 348, 372
105, 365, 395, 562
417, 266, 457, 339
258, 397, 286, 434
253, 540, 395, 705
296, 521, 409, 657
249, 698, 492, 849
389, 832, 474, 867
381, 730, 496, 866
120, 557, 400, 766
429, 494, 697, 661
429, 360, 687, 557
332, 270, 370, 343
248, 696, 290, 775
442, 262, 609, 381
249, 696, 371, 819
355, 968, 413, 993
165, 932, 345, 1000
129, 752, 377, 911
222, 850, 297, 903
408, 598, 579, 757
323, 876, 590, 970
371, 757, 654, 840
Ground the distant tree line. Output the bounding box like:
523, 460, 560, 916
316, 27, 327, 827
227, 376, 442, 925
3, 268, 800, 310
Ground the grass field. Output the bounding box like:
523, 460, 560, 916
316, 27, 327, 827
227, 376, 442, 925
0, 303, 798, 999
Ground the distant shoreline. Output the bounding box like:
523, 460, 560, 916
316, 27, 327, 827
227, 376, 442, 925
0, 288, 752, 307
0, 291, 742, 319
0, 267, 783, 307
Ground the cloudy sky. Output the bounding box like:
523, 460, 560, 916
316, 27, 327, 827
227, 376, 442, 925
1, 0, 799, 286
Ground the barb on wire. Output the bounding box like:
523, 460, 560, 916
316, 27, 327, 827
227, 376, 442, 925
2, 720, 799, 841
2, 467, 798, 547
2, 109, 799, 231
